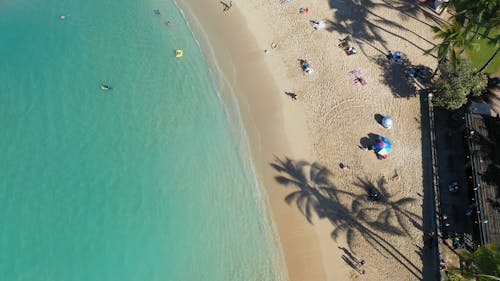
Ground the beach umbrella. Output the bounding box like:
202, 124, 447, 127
381, 116, 393, 129
374, 136, 392, 156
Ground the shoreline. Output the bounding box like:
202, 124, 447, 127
174, 0, 336, 280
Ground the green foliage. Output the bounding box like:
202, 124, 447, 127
467, 31, 500, 74
433, 61, 488, 110
430, 0, 500, 72
427, 22, 468, 69
445, 272, 465, 281
471, 243, 500, 280
452, 0, 500, 38
456, 243, 500, 280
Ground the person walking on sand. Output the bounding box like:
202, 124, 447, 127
340, 163, 351, 170
285, 92, 297, 100
221, 1, 233, 12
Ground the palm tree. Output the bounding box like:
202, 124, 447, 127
427, 21, 469, 72
451, 0, 500, 73
453, 0, 500, 41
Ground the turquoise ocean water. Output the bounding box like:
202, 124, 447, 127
0, 0, 285, 280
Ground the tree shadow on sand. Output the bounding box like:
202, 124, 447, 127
271, 158, 334, 223
271, 157, 424, 279
380, 0, 446, 26
353, 176, 422, 236
374, 54, 433, 98
325, 0, 439, 58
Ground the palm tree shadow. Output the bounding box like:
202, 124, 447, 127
353, 176, 423, 236
271, 157, 335, 223
271, 157, 424, 279
382, 0, 446, 26
327, 0, 439, 56
374, 54, 419, 98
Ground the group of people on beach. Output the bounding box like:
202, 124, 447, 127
339, 37, 358, 55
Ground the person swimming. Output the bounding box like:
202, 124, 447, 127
101, 84, 112, 90
59, 15, 66, 20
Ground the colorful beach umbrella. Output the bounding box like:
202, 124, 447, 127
374, 136, 392, 156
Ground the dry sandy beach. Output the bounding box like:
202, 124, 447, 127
179, 0, 444, 280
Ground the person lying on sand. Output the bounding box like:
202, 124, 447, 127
338, 37, 349, 48
311, 20, 326, 30
299, 7, 309, 14
346, 46, 358, 55
300, 60, 314, 74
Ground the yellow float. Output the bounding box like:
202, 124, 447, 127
175, 50, 183, 58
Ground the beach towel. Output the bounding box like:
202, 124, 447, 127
348, 69, 367, 86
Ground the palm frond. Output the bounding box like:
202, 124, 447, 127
284, 190, 303, 205
275, 176, 301, 187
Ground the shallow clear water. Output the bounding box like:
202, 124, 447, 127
0, 0, 284, 280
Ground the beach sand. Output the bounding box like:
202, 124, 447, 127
179, 0, 444, 280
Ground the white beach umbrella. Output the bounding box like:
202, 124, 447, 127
382, 116, 393, 129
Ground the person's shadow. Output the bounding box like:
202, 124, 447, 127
338, 246, 359, 263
